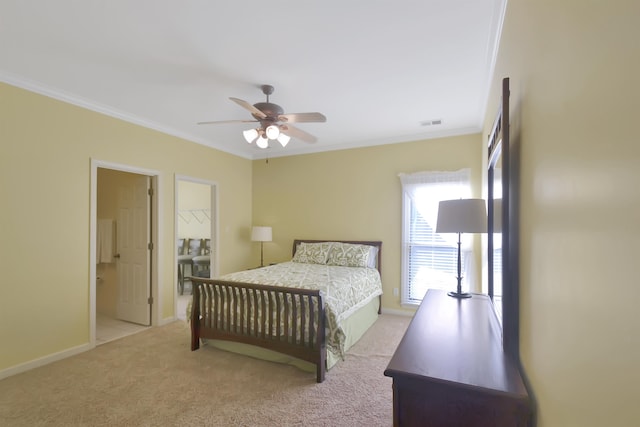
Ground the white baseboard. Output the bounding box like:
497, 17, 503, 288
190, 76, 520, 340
381, 307, 416, 316
159, 316, 177, 326
0, 342, 94, 381
0, 308, 406, 381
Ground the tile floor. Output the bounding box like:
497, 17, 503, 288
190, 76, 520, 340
96, 282, 193, 344
96, 314, 149, 345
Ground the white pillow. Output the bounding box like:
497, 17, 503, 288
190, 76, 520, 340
366, 246, 379, 269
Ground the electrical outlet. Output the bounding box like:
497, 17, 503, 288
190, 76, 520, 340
393, 288, 399, 297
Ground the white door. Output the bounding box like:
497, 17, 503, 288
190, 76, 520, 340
116, 175, 151, 325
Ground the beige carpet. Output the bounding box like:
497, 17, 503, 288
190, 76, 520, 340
0, 314, 411, 426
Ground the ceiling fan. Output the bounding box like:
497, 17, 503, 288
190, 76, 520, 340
198, 85, 327, 149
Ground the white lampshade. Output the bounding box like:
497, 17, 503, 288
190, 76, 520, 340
256, 135, 269, 149
277, 132, 291, 147
243, 128, 258, 143
436, 199, 487, 234
265, 125, 280, 139
251, 226, 272, 242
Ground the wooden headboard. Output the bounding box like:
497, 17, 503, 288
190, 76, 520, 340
292, 239, 383, 274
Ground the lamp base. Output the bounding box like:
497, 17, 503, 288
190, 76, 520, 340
447, 291, 472, 299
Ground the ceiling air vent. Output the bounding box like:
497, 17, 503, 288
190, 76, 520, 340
420, 119, 443, 126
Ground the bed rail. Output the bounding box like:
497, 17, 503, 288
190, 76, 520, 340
190, 277, 327, 382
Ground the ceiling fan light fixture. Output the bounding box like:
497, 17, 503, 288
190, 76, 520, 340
256, 135, 269, 149
265, 125, 280, 140
201, 85, 325, 149
277, 132, 291, 147
243, 128, 259, 143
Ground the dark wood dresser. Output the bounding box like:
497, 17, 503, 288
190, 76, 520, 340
384, 290, 532, 426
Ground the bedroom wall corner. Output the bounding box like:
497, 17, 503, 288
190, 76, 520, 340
251, 134, 483, 313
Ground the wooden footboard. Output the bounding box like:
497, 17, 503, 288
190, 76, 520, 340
189, 277, 327, 383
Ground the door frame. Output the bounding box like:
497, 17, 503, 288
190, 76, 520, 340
90, 159, 162, 345
175, 175, 219, 316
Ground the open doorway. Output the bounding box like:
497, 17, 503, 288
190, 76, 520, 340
175, 176, 218, 321
90, 160, 160, 345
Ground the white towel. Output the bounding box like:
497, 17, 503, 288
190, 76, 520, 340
97, 219, 115, 263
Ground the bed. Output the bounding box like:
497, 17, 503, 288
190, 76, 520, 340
189, 239, 383, 383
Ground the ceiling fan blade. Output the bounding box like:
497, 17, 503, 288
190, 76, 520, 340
281, 124, 317, 144
229, 97, 267, 119
278, 112, 327, 123
197, 119, 258, 125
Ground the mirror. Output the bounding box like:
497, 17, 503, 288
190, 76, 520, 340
487, 77, 519, 359
488, 141, 504, 323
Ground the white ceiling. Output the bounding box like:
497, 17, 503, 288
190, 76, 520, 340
0, 0, 505, 160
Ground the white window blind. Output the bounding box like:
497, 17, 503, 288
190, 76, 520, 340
399, 169, 472, 305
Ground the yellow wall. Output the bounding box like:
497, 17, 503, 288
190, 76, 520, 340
486, 1, 640, 425
252, 134, 483, 312
0, 82, 252, 371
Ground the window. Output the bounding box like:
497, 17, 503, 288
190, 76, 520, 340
399, 169, 472, 305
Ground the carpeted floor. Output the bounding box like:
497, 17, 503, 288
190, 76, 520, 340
0, 314, 411, 427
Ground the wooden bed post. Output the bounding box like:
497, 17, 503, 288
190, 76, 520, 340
316, 296, 326, 383
191, 280, 201, 351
